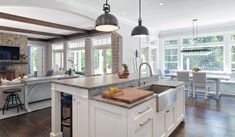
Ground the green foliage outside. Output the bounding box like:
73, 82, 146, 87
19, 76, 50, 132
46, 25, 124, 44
165, 49, 178, 70
183, 35, 224, 45
183, 46, 224, 71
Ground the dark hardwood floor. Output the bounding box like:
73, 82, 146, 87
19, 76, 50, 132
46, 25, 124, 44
0, 96, 235, 137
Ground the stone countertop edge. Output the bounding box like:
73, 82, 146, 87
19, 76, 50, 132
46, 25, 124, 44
90, 94, 157, 109
21, 75, 79, 82
51, 74, 159, 90
52, 77, 139, 90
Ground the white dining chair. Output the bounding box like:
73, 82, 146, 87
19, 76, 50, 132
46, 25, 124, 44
192, 72, 209, 99
177, 71, 191, 97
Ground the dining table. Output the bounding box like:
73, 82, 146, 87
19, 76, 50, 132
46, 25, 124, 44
165, 73, 230, 100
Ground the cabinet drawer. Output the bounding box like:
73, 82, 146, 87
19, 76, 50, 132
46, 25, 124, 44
132, 99, 155, 121
133, 112, 154, 131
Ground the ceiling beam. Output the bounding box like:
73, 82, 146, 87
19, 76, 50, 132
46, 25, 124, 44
0, 25, 64, 37
28, 37, 50, 42
0, 12, 89, 33
47, 30, 108, 43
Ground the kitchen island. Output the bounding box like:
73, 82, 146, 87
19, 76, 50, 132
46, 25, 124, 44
21, 75, 78, 112
50, 74, 185, 137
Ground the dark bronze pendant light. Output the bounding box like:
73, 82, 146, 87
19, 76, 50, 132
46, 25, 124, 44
131, 0, 149, 37
95, 0, 119, 32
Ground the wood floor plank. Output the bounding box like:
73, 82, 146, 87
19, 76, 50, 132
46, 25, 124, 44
0, 96, 235, 137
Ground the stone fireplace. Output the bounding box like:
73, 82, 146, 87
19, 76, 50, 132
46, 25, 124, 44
0, 33, 28, 80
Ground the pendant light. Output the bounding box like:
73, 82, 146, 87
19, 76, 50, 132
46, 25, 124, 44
95, 0, 119, 32
131, 0, 149, 37
181, 19, 212, 56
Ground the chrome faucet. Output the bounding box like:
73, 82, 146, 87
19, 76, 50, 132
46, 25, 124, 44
138, 62, 153, 87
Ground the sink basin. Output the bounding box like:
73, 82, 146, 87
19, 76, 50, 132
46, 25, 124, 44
139, 85, 176, 112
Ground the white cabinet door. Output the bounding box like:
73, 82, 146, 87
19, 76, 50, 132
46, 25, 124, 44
133, 117, 155, 137
90, 101, 128, 137
73, 95, 89, 137
174, 85, 185, 124
165, 106, 175, 133
155, 111, 166, 137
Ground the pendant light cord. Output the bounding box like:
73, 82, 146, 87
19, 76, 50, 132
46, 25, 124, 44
138, 0, 142, 25
139, 0, 141, 19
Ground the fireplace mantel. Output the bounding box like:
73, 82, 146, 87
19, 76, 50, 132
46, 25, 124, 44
0, 61, 28, 65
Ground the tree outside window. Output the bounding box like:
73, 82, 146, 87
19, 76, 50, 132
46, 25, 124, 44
183, 46, 224, 71
164, 49, 178, 70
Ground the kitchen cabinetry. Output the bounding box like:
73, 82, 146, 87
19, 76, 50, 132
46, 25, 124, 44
90, 84, 185, 137
155, 85, 185, 137
90, 98, 156, 137
73, 94, 89, 137
174, 85, 185, 124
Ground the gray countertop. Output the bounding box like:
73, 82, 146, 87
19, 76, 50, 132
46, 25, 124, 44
21, 75, 79, 83
89, 80, 184, 109
52, 73, 157, 90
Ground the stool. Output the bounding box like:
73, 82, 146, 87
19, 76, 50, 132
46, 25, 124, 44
61, 94, 72, 137
2, 88, 23, 115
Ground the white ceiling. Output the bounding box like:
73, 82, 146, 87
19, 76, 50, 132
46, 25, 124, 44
0, 0, 235, 39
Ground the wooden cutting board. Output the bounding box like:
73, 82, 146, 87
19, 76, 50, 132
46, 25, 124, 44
111, 88, 154, 104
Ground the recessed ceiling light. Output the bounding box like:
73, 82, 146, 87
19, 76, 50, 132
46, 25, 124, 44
122, 12, 126, 16
159, 3, 164, 6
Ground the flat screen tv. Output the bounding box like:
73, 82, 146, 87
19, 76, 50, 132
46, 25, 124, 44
0, 46, 20, 60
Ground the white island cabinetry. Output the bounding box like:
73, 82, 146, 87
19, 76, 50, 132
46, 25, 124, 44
89, 84, 185, 137
90, 98, 156, 137
50, 74, 185, 137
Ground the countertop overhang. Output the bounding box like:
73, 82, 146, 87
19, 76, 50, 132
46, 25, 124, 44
52, 73, 158, 90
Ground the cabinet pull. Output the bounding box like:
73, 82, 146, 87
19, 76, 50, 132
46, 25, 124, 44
139, 118, 152, 127
166, 109, 170, 113
138, 107, 150, 114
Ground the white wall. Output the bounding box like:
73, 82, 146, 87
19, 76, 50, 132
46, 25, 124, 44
117, 23, 140, 73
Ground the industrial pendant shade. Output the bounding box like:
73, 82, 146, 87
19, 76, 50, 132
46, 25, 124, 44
95, 0, 119, 32
131, 0, 149, 37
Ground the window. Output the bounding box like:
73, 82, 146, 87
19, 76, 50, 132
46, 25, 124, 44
93, 37, 111, 46
232, 35, 235, 41
164, 49, 178, 70
52, 44, 64, 71
183, 35, 224, 45
93, 48, 112, 74
29, 46, 44, 76
164, 39, 178, 45
151, 48, 158, 73
68, 40, 85, 73
52, 44, 63, 50
151, 49, 157, 62
141, 47, 149, 62
68, 41, 85, 49
231, 46, 235, 71
92, 36, 112, 75
183, 46, 224, 71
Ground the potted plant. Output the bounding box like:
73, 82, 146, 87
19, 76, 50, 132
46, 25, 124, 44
192, 67, 200, 72
118, 64, 129, 78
